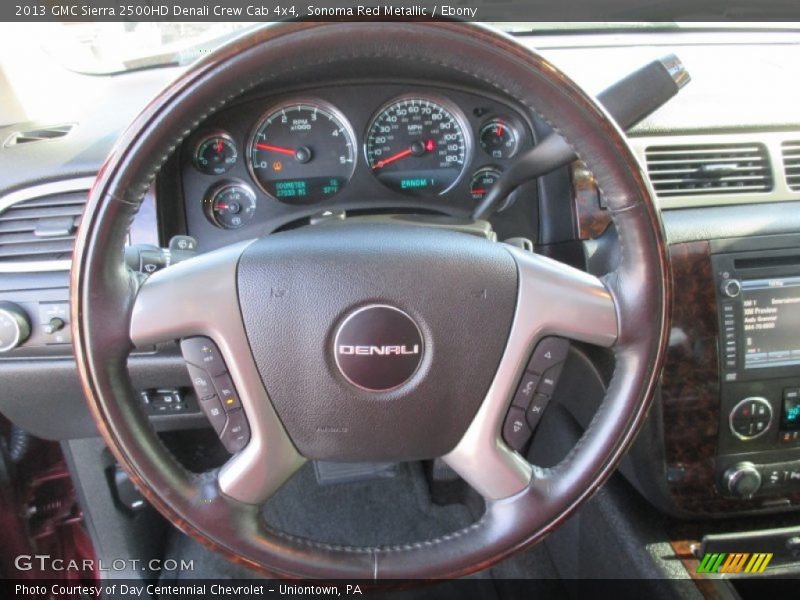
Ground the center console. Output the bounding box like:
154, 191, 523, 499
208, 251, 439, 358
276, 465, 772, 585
641, 234, 800, 518
711, 235, 800, 500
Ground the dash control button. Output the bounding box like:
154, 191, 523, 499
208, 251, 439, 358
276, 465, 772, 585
180, 337, 226, 376
536, 363, 563, 398
214, 372, 242, 412
221, 409, 250, 453
38, 302, 69, 325
503, 407, 532, 452
186, 364, 214, 399
511, 373, 540, 409
527, 337, 570, 375
527, 393, 551, 430
729, 397, 772, 440
199, 396, 227, 435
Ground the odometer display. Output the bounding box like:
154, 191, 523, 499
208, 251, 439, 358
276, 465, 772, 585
248, 100, 356, 203
366, 96, 469, 195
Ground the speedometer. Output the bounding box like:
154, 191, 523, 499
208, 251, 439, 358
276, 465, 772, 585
248, 100, 356, 204
365, 96, 470, 195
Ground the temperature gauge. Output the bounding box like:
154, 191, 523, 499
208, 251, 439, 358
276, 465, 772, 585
479, 118, 519, 160
469, 167, 502, 202
204, 182, 257, 230
194, 133, 238, 175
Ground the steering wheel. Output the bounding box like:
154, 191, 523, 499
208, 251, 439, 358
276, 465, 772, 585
71, 22, 669, 579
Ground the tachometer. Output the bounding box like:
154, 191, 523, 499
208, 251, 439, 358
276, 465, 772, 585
248, 100, 356, 203
365, 96, 469, 195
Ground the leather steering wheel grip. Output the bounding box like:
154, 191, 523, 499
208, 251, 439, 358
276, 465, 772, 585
70, 22, 670, 579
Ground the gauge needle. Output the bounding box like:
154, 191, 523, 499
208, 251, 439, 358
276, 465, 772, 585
255, 142, 296, 157
372, 139, 435, 170
372, 148, 412, 170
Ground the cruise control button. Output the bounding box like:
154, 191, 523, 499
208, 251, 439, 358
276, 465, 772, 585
527, 337, 569, 375
526, 393, 551, 430
214, 372, 242, 412
536, 363, 563, 398
511, 373, 540, 408
220, 409, 250, 453
181, 337, 226, 376
199, 396, 227, 435
503, 407, 532, 452
186, 365, 214, 399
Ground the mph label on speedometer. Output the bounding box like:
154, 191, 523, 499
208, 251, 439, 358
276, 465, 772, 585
366, 96, 470, 196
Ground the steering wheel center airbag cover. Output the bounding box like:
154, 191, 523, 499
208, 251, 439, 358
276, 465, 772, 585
333, 304, 424, 392
236, 223, 517, 461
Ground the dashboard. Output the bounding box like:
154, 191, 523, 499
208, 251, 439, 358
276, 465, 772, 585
178, 83, 535, 250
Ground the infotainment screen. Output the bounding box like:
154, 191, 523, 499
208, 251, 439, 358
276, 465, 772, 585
742, 276, 800, 369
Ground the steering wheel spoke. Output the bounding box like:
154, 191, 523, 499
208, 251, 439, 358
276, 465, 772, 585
129, 241, 305, 504
510, 245, 619, 348
444, 246, 618, 501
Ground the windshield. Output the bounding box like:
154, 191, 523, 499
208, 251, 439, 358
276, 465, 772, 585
5, 21, 800, 75
26, 23, 257, 74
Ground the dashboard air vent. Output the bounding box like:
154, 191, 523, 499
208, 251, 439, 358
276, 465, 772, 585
644, 143, 772, 198
4, 123, 75, 147
0, 191, 86, 264
782, 141, 800, 191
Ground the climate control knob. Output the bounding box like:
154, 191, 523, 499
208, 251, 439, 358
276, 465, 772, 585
723, 462, 762, 499
0, 302, 31, 352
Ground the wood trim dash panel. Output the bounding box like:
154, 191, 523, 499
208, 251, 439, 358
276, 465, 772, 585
662, 241, 723, 514
662, 242, 800, 514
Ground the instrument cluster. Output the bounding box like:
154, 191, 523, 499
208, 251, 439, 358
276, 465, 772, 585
180, 84, 534, 240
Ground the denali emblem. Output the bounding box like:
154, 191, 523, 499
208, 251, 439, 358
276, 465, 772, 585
333, 305, 424, 392
338, 345, 420, 356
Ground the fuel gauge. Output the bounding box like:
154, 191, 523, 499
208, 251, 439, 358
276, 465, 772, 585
203, 182, 257, 230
